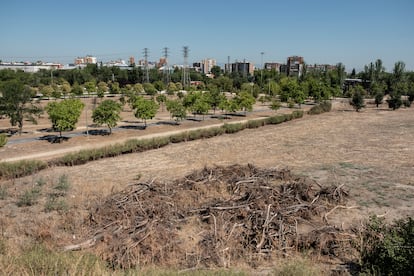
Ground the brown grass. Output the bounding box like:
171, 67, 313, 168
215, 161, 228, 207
0, 100, 413, 273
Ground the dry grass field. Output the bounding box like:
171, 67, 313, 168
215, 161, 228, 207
0, 99, 413, 274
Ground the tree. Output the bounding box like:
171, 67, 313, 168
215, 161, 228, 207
97, 81, 108, 99
166, 99, 187, 124
0, 80, 42, 135
374, 91, 384, 108
191, 96, 210, 120
210, 65, 222, 77
349, 85, 366, 112
40, 85, 54, 99
269, 100, 281, 112
132, 97, 159, 127
143, 83, 157, 96
92, 100, 122, 134
46, 98, 84, 138
235, 91, 255, 115
71, 82, 83, 96
156, 94, 167, 112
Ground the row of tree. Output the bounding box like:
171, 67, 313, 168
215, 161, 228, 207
1, 59, 413, 135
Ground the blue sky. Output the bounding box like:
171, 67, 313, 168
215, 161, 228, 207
1, 0, 413, 72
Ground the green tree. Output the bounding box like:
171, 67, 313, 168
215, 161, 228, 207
235, 91, 255, 115
191, 96, 210, 120
92, 100, 122, 134
132, 97, 159, 127
156, 94, 167, 112
70, 82, 83, 96
97, 81, 108, 99
40, 85, 54, 99
143, 83, 157, 96
0, 80, 42, 135
84, 81, 96, 95
110, 81, 120, 94
349, 85, 366, 112
166, 99, 187, 124
269, 99, 281, 112
167, 82, 178, 94
46, 99, 84, 138
210, 65, 222, 77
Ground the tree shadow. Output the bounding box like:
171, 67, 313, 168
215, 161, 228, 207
211, 115, 231, 120
156, 121, 181, 126
38, 135, 70, 144
84, 129, 110, 136
119, 125, 147, 130
38, 127, 55, 133
0, 128, 19, 136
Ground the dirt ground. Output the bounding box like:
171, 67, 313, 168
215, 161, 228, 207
0, 98, 413, 272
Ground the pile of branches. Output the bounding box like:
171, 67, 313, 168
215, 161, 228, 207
65, 164, 355, 269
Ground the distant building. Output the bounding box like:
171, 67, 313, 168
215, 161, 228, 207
225, 61, 254, 76
0, 61, 63, 72
201, 58, 216, 74
264, 62, 283, 72
287, 56, 304, 77
75, 55, 97, 65
129, 56, 135, 66
306, 64, 337, 73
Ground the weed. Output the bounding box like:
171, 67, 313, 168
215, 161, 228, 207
0, 134, 7, 147
17, 187, 41, 207
44, 197, 68, 212
35, 177, 46, 187
54, 174, 70, 192
0, 186, 7, 200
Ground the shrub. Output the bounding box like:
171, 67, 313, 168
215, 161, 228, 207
308, 101, 332, 115
292, 110, 304, 119
169, 132, 188, 143
200, 126, 224, 138
403, 99, 411, 107
246, 119, 266, 129
266, 115, 287, 125
0, 160, 47, 179
359, 216, 414, 275
222, 123, 246, 134
188, 130, 203, 141
0, 134, 7, 147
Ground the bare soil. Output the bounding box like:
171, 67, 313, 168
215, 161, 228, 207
1, 99, 413, 273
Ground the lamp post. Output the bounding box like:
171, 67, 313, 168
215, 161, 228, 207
260, 52, 264, 87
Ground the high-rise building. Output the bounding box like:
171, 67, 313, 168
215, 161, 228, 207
225, 61, 254, 76
201, 58, 216, 74
287, 56, 304, 77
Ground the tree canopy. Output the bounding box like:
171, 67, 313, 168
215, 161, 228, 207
46, 98, 84, 137
92, 99, 122, 134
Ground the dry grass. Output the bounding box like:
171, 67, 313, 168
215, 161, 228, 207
0, 101, 413, 273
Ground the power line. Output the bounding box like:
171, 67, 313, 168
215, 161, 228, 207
143, 48, 149, 83
163, 47, 170, 85
182, 46, 190, 87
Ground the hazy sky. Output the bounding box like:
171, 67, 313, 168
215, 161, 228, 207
1, 0, 413, 72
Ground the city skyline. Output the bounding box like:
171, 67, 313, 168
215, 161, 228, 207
1, 0, 413, 72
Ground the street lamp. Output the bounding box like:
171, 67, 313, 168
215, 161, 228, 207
260, 52, 264, 87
